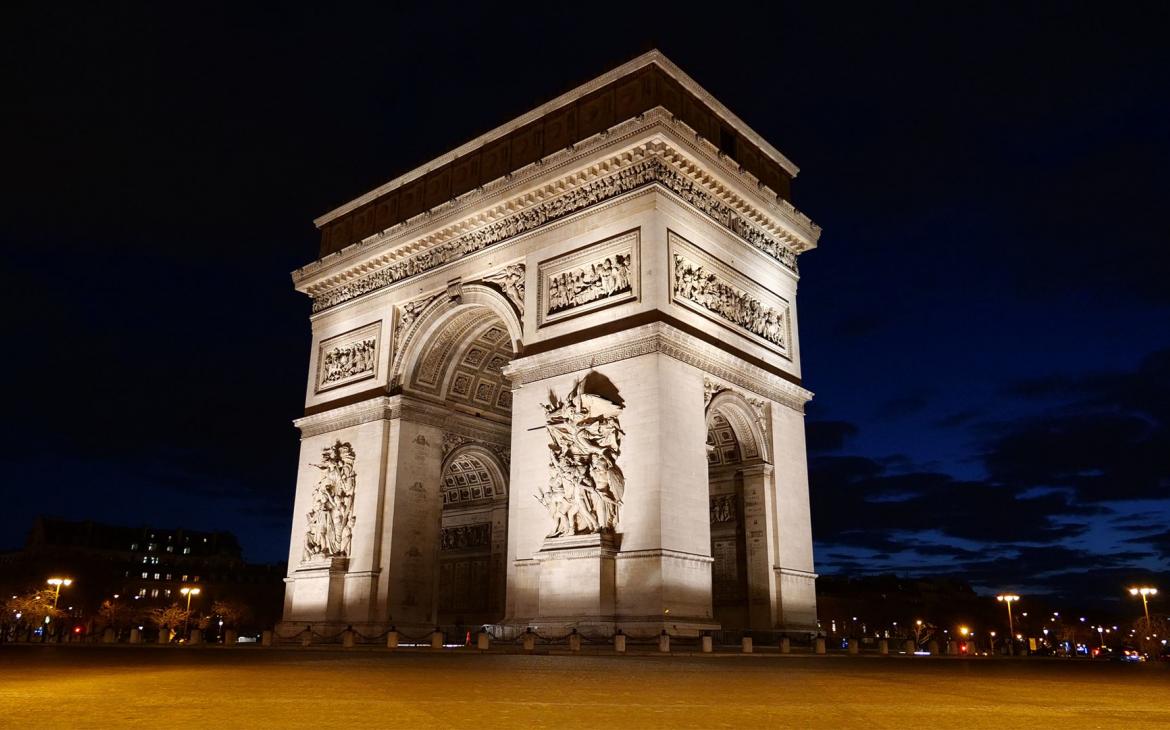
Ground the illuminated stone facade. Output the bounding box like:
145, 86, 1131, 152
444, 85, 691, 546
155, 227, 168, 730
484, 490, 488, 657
279, 51, 820, 638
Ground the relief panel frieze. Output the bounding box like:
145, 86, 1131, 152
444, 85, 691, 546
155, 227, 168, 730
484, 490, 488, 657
668, 230, 792, 359
537, 229, 639, 327
315, 321, 381, 393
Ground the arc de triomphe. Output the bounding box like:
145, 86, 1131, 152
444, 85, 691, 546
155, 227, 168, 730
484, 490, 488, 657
279, 51, 821, 638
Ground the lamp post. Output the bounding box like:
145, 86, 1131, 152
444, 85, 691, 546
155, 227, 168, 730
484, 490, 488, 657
1128, 587, 1157, 630
47, 578, 73, 609
180, 586, 201, 636
997, 594, 1020, 653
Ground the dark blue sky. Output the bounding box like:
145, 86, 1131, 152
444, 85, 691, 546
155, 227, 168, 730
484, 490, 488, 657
4, 3, 1167, 604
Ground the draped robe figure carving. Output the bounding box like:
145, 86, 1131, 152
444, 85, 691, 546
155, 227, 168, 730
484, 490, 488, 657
303, 440, 357, 561
536, 379, 625, 537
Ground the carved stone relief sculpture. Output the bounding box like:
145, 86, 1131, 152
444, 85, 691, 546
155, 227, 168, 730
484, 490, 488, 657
710, 494, 736, 524
315, 322, 380, 392
480, 263, 526, 315
538, 229, 639, 326
303, 440, 357, 562
440, 523, 491, 551
669, 231, 792, 357
536, 375, 626, 537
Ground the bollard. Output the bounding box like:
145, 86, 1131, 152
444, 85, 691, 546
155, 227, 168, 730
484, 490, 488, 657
342, 628, 355, 649
430, 629, 444, 650
780, 637, 791, 654
157, 628, 170, 645
224, 629, 238, 646
946, 640, 957, 656
847, 638, 859, 655
190, 629, 203, 646
477, 631, 490, 651
927, 640, 939, 655
129, 628, 141, 644
522, 630, 536, 653
701, 635, 713, 653
261, 630, 273, 647
815, 637, 826, 654
903, 639, 916, 654
658, 631, 670, 653
102, 628, 116, 644
879, 638, 889, 655
301, 630, 312, 648
614, 633, 626, 654
386, 630, 399, 650
569, 631, 582, 652
741, 636, 753, 654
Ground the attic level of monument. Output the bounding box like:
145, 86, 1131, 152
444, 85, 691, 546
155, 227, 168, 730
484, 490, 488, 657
311, 51, 809, 259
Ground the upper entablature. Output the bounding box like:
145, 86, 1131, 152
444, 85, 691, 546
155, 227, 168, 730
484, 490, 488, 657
292, 114, 821, 312
308, 51, 815, 261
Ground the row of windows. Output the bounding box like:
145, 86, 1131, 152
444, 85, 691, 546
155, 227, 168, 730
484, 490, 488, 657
125, 571, 200, 582
138, 588, 171, 598
129, 537, 209, 552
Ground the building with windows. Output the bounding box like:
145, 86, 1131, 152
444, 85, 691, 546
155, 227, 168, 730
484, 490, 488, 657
0, 517, 284, 624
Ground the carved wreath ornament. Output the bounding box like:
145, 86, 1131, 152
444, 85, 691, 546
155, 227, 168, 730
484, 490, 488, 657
302, 440, 357, 562
536, 376, 626, 537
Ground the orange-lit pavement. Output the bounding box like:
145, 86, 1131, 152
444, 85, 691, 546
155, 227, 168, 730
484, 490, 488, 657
1, 646, 1167, 729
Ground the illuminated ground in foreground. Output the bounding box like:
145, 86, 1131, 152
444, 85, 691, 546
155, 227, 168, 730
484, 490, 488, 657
1, 646, 1167, 728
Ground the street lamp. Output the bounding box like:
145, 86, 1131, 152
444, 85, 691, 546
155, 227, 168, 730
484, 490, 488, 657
46, 578, 73, 609
180, 586, 201, 636
1128, 587, 1157, 629
996, 594, 1020, 636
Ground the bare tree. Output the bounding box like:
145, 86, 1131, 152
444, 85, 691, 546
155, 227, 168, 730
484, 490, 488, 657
149, 605, 189, 642
210, 599, 252, 629
5, 590, 62, 627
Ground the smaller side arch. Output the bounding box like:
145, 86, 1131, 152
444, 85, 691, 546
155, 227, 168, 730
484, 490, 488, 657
439, 442, 510, 507
705, 389, 771, 465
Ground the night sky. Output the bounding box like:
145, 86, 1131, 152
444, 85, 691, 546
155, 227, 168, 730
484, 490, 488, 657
5, 3, 1167, 606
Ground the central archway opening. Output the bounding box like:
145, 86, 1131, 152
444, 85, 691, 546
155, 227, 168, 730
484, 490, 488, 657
402, 300, 516, 631
707, 410, 749, 630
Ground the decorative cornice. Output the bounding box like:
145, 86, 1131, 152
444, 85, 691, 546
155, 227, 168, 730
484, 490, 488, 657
295, 111, 820, 313
502, 322, 813, 413
293, 394, 511, 442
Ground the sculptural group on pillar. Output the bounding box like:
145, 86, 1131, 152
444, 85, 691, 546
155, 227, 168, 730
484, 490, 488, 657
536, 378, 626, 537
303, 440, 358, 561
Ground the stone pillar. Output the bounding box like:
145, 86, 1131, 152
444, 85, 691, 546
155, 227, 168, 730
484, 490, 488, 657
658, 632, 670, 653
477, 632, 490, 651
568, 632, 582, 652
779, 636, 791, 654
102, 628, 115, 644
224, 629, 238, 645
927, 639, 939, 655
614, 634, 627, 653
815, 637, 826, 654
301, 629, 313, 647
157, 628, 170, 645
342, 628, 355, 648
386, 630, 399, 650
430, 629, 444, 650
946, 640, 957, 656
701, 635, 713, 653
903, 639, 916, 654
189, 629, 202, 646
847, 638, 859, 654
129, 628, 141, 644
522, 630, 536, 653
879, 638, 889, 655
741, 636, 753, 653
740, 464, 778, 630
261, 630, 273, 647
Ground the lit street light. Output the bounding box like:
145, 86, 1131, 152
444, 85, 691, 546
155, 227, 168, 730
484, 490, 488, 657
1128, 586, 1157, 629
180, 586, 201, 637
46, 578, 73, 609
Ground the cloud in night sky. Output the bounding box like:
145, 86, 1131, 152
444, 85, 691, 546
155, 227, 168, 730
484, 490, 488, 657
811, 349, 1170, 599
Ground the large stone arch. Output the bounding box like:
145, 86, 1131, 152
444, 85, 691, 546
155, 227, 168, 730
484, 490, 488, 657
391, 283, 523, 391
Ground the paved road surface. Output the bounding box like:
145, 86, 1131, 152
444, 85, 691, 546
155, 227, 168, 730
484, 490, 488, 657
0, 645, 1166, 728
